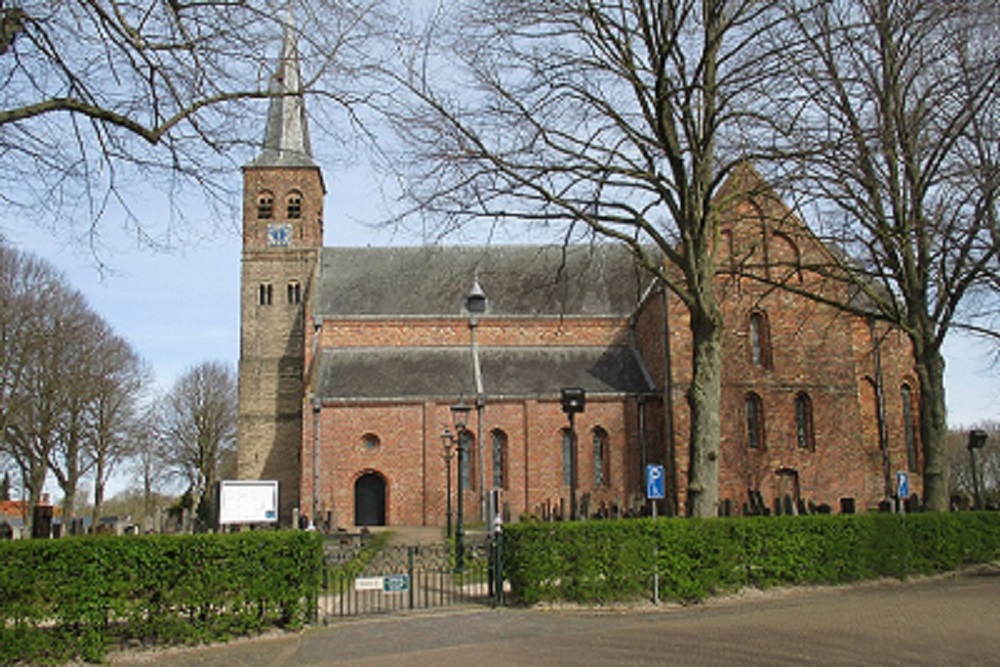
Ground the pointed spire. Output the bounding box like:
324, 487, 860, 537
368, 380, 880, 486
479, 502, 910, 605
247, 12, 315, 168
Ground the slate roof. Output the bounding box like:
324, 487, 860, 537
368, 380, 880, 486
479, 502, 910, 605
313, 345, 654, 402
315, 244, 659, 318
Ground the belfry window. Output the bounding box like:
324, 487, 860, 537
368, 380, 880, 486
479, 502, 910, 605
287, 281, 301, 305
287, 191, 303, 219
746, 392, 766, 450
258, 283, 273, 306
257, 191, 274, 219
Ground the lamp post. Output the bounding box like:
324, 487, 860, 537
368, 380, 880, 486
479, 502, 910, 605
561, 387, 586, 520
440, 428, 455, 539
465, 279, 488, 523
451, 399, 472, 571
968, 429, 988, 510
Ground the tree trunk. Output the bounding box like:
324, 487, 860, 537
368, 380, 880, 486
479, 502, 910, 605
914, 341, 949, 512
685, 297, 724, 518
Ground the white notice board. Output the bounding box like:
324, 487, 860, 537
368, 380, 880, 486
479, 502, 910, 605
218, 480, 279, 525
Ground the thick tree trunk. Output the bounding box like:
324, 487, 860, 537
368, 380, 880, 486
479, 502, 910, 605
914, 341, 949, 512
686, 298, 724, 518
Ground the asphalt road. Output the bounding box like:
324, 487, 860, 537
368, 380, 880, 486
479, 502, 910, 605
110, 567, 1000, 666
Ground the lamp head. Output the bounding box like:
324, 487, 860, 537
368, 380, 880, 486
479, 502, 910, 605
968, 429, 988, 450
451, 399, 472, 430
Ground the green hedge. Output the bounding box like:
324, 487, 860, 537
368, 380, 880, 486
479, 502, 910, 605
0, 530, 323, 665
502, 512, 1000, 606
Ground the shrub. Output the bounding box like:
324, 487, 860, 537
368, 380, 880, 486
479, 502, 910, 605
0, 530, 323, 665
502, 512, 1000, 606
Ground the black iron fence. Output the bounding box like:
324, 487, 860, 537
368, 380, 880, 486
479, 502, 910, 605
319, 537, 502, 620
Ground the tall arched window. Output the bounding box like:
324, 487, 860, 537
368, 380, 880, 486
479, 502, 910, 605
749, 311, 772, 369
561, 428, 573, 487
286, 190, 303, 219
460, 430, 475, 490
746, 392, 766, 450
491, 429, 507, 490
256, 191, 274, 219
795, 392, 815, 450
901, 384, 918, 472
593, 427, 609, 487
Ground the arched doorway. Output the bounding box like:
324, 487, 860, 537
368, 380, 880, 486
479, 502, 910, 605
354, 472, 386, 526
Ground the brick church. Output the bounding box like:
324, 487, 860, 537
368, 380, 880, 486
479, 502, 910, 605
236, 28, 920, 529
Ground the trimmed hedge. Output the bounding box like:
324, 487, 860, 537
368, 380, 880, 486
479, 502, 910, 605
0, 530, 323, 665
502, 512, 1000, 605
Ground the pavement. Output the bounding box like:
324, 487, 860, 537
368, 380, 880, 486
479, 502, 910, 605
107, 563, 1000, 666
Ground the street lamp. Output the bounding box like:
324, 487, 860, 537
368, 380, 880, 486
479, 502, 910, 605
465, 279, 488, 523
440, 428, 455, 539
451, 398, 472, 571
968, 429, 988, 510
561, 387, 586, 520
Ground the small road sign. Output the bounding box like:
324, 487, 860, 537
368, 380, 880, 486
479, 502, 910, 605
896, 471, 910, 499
383, 574, 410, 593
646, 464, 665, 500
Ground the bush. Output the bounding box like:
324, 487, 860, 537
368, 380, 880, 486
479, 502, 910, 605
502, 512, 1000, 606
0, 530, 323, 665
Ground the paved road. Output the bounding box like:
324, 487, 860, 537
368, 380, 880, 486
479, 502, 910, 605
111, 567, 1000, 666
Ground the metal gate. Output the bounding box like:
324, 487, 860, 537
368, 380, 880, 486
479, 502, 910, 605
318, 537, 501, 620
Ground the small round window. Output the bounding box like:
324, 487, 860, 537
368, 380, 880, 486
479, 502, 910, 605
362, 434, 380, 451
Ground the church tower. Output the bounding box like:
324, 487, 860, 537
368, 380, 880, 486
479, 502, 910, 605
237, 20, 324, 525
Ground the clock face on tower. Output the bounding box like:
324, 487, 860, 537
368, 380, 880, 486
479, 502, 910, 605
266, 223, 292, 247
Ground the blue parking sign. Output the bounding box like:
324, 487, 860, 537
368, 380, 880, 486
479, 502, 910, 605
896, 471, 910, 499
646, 464, 665, 500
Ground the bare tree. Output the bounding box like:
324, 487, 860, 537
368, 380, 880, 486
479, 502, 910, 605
1, 0, 385, 253
767, 0, 1000, 511
85, 330, 150, 527
386, 0, 788, 516
160, 361, 237, 525
0, 245, 84, 526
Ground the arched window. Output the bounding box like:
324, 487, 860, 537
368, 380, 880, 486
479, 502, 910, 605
749, 311, 772, 369
561, 428, 574, 487
286, 190, 303, 219
746, 392, 765, 450
901, 384, 918, 472
459, 430, 475, 490
256, 191, 274, 219
361, 433, 380, 451
287, 281, 301, 305
593, 427, 609, 487
795, 392, 815, 450
491, 429, 507, 490
258, 283, 273, 306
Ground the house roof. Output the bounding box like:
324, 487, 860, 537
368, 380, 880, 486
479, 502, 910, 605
313, 345, 654, 403
315, 244, 659, 318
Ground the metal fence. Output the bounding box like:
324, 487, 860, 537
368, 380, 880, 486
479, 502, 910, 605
318, 538, 498, 620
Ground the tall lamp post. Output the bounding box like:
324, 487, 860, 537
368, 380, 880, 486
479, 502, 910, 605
440, 428, 455, 539
451, 399, 472, 571
561, 387, 586, 520
968, 429, 988, 510
465, 279, 488, 523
